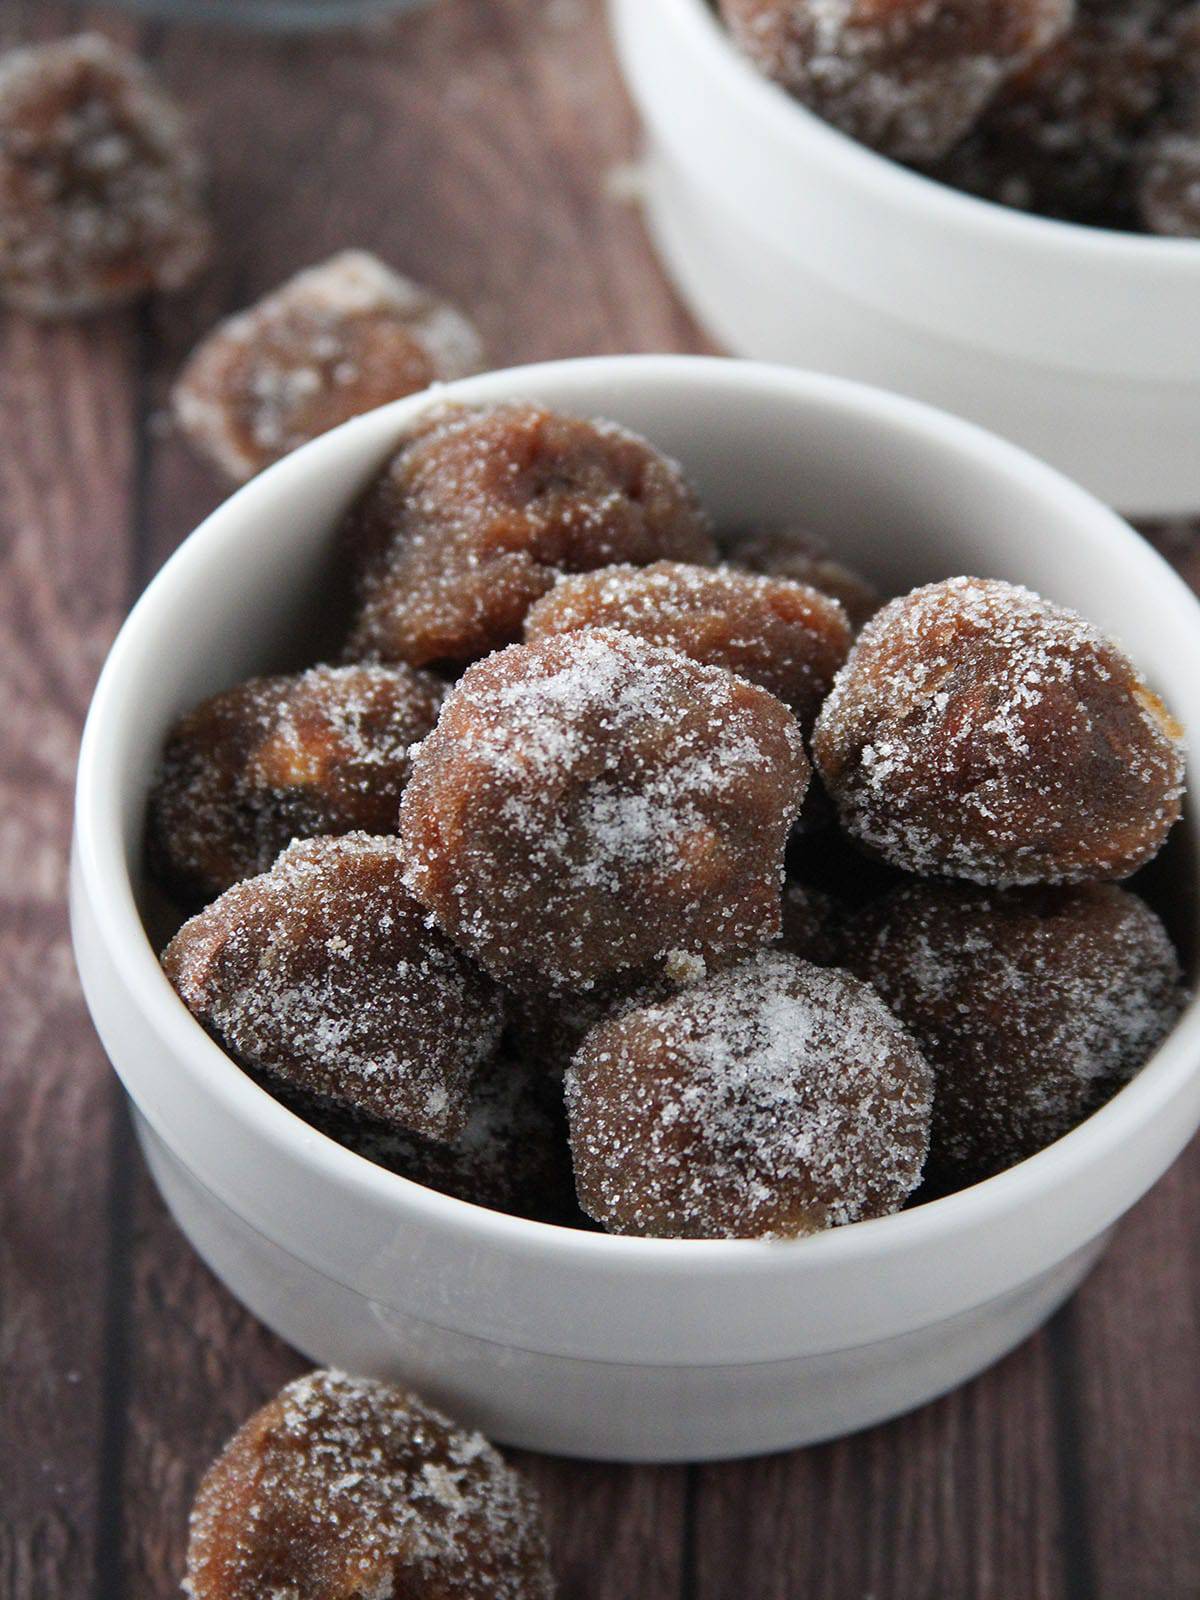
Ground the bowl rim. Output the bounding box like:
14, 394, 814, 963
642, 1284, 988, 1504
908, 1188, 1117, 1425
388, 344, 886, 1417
654, 0, 1200, 272
73, 352, 1200, 1279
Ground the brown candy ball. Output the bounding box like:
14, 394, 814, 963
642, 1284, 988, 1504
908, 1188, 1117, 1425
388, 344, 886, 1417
812, 577, 1185, 886
343, 402, 717, 668
173, 251, 484, 482
0, 35, 211, 316
399, 628, 810, 993
928, 14, 1168, 226
148, 662, 445, 905
718, 0, 1072, 162
186, 1370, 554, 1600
844, 881, 1186, 1187
566, 950, 934, 1239
281, 1049, 580, 1225
723, 525, 884, 631
162, 834, 503, 1141
523, 560, 851, 731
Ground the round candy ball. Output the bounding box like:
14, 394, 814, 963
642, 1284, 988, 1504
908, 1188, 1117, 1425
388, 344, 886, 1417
0, 34, 211, 315
162, 833, 503, 1141
343, 401, 717, 668
523, 559, 851, 731
566, 950, 934, 1239
399, 628, 810, 992
812, 577, 1185, 886
844, 880, 1187, 1188
172, 251, 484, 482
148, 662, 445, 904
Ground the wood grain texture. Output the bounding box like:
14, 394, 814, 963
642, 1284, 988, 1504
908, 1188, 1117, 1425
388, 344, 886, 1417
0, 0, 144, 1568
0, 16, 155, 1591
0, 2, 1198, 1597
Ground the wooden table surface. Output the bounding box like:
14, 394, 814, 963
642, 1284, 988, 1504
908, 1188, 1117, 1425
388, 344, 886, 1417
3, 2, 1200, 1596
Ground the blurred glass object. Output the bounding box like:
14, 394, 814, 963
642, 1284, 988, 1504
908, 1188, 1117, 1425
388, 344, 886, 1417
110, 0, 431, 27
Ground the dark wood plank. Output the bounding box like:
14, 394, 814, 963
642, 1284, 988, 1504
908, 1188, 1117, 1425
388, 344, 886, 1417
137, 0, 714, 575
0, 155, 142, 1600
0, 25, 149, 1600
691, 1326, 1074, 1600
1066, 1127, 1200, 1599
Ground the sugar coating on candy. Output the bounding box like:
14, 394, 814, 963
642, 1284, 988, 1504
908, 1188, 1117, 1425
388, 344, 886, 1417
400, 628, 810, 993
928, 12, 1169, 225
718, 0, 1072, 162
280, 1050, 580, 1224
185, 1369, 554, 1600
723, 525, 883, 631
173, 251, 484, 482
524, 560, 851, 730
0, 34, 211, 316
342, 401, 717, 668
565, 950, 933, 1239
1136, 6, 1200, 235
844, 881, 1187, 1186
812, 577, 1185, 886
148, 662, 445, 904
162, 834, 503, 1141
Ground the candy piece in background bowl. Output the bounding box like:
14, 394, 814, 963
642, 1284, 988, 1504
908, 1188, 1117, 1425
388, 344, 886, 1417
607, 0, 1200, 515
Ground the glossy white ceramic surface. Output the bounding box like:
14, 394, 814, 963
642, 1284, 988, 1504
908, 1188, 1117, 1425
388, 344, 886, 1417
608, 0, 1200, 516
72, 356, 1200, 1460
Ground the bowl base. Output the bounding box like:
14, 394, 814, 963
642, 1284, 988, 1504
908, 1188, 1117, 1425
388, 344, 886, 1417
135, 1109, 1112, 1463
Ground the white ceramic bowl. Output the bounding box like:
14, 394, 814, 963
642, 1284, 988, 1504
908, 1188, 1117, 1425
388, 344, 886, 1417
72, 355, 1200, 1462
608, 0, 1200, 517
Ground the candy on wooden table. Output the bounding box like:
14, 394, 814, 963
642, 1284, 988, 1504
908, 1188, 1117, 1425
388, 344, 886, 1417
185, 1369, 554, 1600
0, 33, 211, 315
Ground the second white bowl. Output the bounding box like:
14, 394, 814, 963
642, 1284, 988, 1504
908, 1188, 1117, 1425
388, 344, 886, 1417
609, 0, 1200, 517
